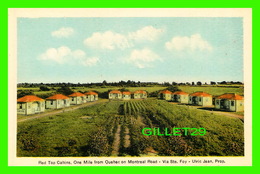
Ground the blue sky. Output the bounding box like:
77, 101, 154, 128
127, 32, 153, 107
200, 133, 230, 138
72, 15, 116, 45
17, 17, 243, 83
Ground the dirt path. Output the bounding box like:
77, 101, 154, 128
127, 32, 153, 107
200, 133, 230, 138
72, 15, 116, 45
169, 102, 244, 120
111, 124, 121, 156
124, 127, 130, 148
18, 99, 109, 123
205, 110, 244, 120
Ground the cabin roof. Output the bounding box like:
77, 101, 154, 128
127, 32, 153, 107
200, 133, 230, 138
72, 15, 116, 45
159, 90, 172, 94
46, 94, 69, 100
216, 93, 244, 100
68, 92, 86, 97
134, 90, 147, 94
85, 91, 98, 95
109, 90, 122, 94
190, 91, 212, 97
172, 91, 189, 95
122, 91, 131, 95
17, 95, 44, 102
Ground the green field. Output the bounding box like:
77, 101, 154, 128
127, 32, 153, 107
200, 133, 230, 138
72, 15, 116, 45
17, 99, 244, 157
178, 86, 244, 96
18, 85, 244, 98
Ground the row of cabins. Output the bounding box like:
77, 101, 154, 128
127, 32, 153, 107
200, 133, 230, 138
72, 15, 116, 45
17, 92, 98, 115
158, 90, 244, 112
109, 90, 147, 100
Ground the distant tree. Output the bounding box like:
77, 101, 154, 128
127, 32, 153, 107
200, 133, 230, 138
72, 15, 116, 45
172, 81, 177, 85
39, 86, 50, 91
166, 85, 181, 92
17, 90, 34, 98
192, 82, 195, 86
37, 93, 53, 99
56, 86, 73, 95
99, 91, 109, 99
102, 80, 107, 86
210, 81, 216, 85
163, 82, 171, 86
119, 88, 130, 92
196, 81, 202, 86
219, 81, 227, 84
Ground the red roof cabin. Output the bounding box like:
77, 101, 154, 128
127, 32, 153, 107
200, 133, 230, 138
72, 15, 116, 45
158, 90, 172, 101
122, 91, 131, 100
45, 94, 70, 109
172, 91, 189, 104
85, 91, 98, 102
215, 93, 244, 112
188, 91, 213, 106
68, 92, 86, 105
109, 90, 122, 100
133, 90, 147, 99
17, 95, 45, 115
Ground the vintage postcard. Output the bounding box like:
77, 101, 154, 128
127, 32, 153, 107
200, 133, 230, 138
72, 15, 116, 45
8, 8, 252, 166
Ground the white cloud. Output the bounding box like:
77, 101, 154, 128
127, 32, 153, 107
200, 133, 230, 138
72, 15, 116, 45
84, 26, 164, 50
165, 34, 213, 52
128, 26, 164, 42
84, 31, 131, 50
51, 27, 74, 38
39, 46, 71, 64
126, 48, 162, 68
82, 57, 100, 66
39, 46, 99, 67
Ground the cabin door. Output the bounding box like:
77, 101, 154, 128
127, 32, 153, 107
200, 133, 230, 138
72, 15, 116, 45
192, 97, 197, 104
160, 93, 163, 99
173, 95, 178, 101
32, 102, 40, 112
220, 99, 227, 109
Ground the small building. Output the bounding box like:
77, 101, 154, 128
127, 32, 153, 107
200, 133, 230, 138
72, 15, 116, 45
172, 91, 189, 104
215, 93, 244, 112
189, 91, 212, 106
133, 90, 147, 99
109, 90, 122, 100
17, 95, 45, 115
45, 94, 70, 109
122, 91, 131, 100
68, 92, 86, 105
85, 91, 98, 102
158, 90, 172, 101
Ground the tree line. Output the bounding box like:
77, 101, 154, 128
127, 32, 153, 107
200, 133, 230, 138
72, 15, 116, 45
17, 80, 243, 88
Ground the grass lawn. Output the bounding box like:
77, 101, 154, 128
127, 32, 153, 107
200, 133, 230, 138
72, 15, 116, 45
178, 86, 244, 96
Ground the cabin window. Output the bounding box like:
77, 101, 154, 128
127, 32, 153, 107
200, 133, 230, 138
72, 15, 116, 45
19, 104, 22, 109
231, 101, 235, 106
240, 102, 243, 106
50, 101, 53, 105
72, 98, 74, 101
199, 97, 202, 102
216, 100, 219, 105
64, 100, 66, 104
